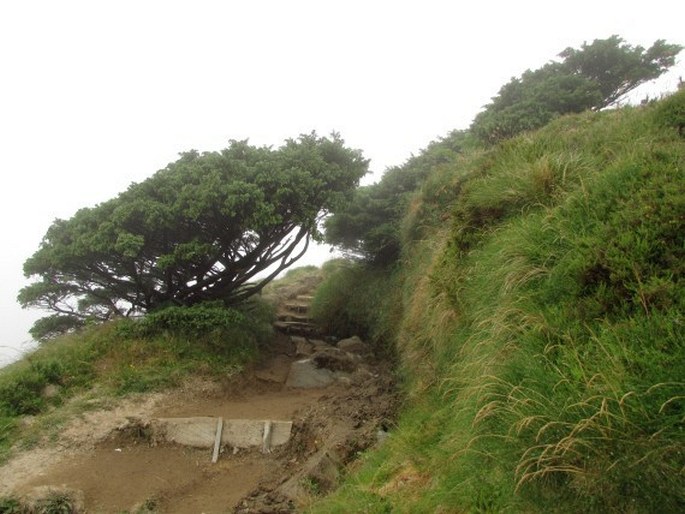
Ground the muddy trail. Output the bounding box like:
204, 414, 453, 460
0, 281, 398, 513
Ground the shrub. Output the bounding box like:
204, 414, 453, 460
0, 359, 71, 416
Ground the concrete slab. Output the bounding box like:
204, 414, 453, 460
152, 417, 292, 449
221, 419, 292, 449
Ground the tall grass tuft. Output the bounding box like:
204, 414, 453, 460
310, 259, 401, 357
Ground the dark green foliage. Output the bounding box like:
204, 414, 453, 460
20, 133, 367, 339
325, 130, 468, 263
109, 302, 272, 393
0, 492, 77, 514
0, 373, 45, 416
323, 180, 405, 264
471, 36, 682, 144
0, 417, 17, 452
0, 351, 101, 418
560, 36, 681, 108
123, 303, 249, 337
552, 163, 685, 320
471, 63, 601, 144
28, 315, 85, 342
325, 36, 681, 268
0, 496, 22, 514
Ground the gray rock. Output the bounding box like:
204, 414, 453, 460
309, 339, 334, 351
312, 348, 357, 373
295, 339, 314, 357
337, 336, 371, 355
285, 359, 335, 388
290, 335, 309, 345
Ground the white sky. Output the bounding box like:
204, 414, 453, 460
1, 0, 683, 364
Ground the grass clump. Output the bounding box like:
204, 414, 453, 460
33, 491, 77, 513
0, 496, 22, 513
310, 259, 401, 355
313, 92, 685, 513
0, 490, 78, 513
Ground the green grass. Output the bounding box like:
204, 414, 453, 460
312, 92, 685, 513
0, 490, 78, 513
310, 259, 401, 356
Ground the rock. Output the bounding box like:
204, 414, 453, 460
306, 452, 341, 493
285, 359, 335, 388
308, 339, 333, 351
294, 339, 314, 357
19, 415, 36, 428
336, 336, 371, 356
311, 348, 357, 373
335, 375, 353, 386
376, 428, 390, 445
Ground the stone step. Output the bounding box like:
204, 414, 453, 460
283, 301, 311, 313
277, 312, 311, 323
295, 294, 314, 302
273, 320, 321, 336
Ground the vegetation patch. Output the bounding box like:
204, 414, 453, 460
310, 259, 401, 356
0, 297, 273, 461
313, 91, 685, 512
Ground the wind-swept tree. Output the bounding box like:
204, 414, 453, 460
472, 35, 682, 144
19, 133, 368, 339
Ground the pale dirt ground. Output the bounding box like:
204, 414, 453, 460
0, 274, 398, 512
0, 341, 397, 513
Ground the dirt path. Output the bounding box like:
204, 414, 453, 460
0, 290, 398, 513
10, 383, 331, 512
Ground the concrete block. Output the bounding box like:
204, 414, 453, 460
152, 417, 292, 449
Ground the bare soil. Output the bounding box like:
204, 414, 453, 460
0, 336, 398, 513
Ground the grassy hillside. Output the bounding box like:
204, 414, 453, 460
312, 91, 685, 513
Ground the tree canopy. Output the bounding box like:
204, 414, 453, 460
471, 35, 682, 144
20, 133, 368, 339
325, 130, 468, 263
